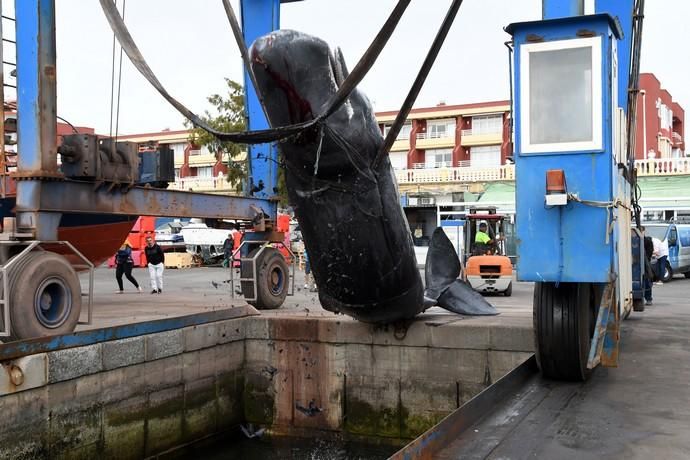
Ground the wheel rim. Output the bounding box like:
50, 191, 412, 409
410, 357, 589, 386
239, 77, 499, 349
34, 276, 72, 328
269, 266, 285, 296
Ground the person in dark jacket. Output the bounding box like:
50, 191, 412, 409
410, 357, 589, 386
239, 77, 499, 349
222, 231, 235, 268
144, 236, 165, 294
115, 240, 141, 293
641, 226, 654, 305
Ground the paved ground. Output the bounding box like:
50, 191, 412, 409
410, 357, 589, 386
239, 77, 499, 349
77, 266, 534, 330
438, 275, 690, 459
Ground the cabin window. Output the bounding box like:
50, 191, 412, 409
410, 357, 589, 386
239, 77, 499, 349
520, 36, 602, 153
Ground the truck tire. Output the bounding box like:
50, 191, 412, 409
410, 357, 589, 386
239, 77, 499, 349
533, 282, 596, 381
1, 251, 82, 342
241, 247, 288, 310
632, 298, 645, 313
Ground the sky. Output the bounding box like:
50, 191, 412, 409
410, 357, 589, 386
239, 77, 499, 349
9, 0, 685, 135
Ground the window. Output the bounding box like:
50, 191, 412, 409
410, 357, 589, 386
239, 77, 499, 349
520, 36, 602, 153
470, 145, 501, 168
384, 122, 412, 140
452, 192, 465, 202
174, 168, 180, 179
471, 115, 503, 135
657, 100, 672, 131
425, 148, 453, 168
171, 143, 186, 162
389, 151, 407, 170
197, 166, 213, 178
427, 118, 456, 139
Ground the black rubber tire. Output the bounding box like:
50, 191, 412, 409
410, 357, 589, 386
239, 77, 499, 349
504, 281, 513, 297
684, 271, 690, 279
533, 282, 595, 381
240, 247, 288, 310
1, 251, 81, 342
661, 260, 673, 282
632, 298, 645, 313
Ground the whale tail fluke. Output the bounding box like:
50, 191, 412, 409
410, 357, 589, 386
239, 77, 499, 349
424, 227, 499, 316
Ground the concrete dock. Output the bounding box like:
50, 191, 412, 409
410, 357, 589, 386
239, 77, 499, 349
75, 266, 533, 331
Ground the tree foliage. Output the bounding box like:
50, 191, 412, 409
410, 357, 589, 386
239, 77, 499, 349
188, 78, 289, 205
186, 78, 246, 191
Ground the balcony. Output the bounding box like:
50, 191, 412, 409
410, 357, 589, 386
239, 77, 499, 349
460, 129, 503, 147
635, 158, 690, 176
412, 161, 453, 169
391, 138, 410, 151
396, 164, 515, 184
187, 152, 218, 167
171, 176, 236, 192
415, 131, 455, 149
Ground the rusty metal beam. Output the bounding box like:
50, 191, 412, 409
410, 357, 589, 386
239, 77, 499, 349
390, 355, 537, 460
29, 180, 277, 221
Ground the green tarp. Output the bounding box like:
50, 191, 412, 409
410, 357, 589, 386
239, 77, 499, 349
475, 176, 690, 209
476, 182, 515, 204
637, 176, 690, 208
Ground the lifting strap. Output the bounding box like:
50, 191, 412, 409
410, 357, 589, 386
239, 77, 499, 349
98, 0, 411, 144
99, 0, 465, 172
373, 0, 464, 170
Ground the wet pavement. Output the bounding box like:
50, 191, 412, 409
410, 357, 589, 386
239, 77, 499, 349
436, 275, 690, 460
77, 266, 535, 331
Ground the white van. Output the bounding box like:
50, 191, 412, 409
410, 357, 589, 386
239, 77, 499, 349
644, 222, 690, 281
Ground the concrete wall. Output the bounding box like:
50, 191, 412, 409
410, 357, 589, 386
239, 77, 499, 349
246, 316, 532, 441
0, 313, 532, 458
0, 320, 246, 460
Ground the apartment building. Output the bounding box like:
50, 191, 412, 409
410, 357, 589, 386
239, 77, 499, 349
635, 73, 685, 160
376, 100, 511, 171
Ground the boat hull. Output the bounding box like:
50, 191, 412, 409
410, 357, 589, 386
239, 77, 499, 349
1, 197, 137, 267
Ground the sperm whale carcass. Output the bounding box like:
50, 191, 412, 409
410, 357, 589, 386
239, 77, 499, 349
249, 30, 497, 322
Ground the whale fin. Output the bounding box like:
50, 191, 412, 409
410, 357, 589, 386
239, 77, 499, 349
424, 227, 499, 316
438, 280, 499, 316
424, 227, 461, 300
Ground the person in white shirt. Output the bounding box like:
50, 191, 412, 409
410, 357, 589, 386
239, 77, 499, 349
655, 237, 669, 285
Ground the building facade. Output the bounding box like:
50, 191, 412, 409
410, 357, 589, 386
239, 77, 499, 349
635, 73, 685, 160
376, 100, 512, 171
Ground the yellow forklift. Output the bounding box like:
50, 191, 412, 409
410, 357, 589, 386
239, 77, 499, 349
464, 207, 513, 296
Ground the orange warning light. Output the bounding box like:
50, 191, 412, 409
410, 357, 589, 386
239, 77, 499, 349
545, 169, 567, 195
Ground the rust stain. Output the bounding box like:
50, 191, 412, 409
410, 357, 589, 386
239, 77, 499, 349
576, 29, 596, 37
1, 362, 23, 393
44, 65, 56, 79
270, 318, 337, 430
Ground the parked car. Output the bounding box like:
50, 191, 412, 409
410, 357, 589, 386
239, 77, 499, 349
644, 221, 690, 281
